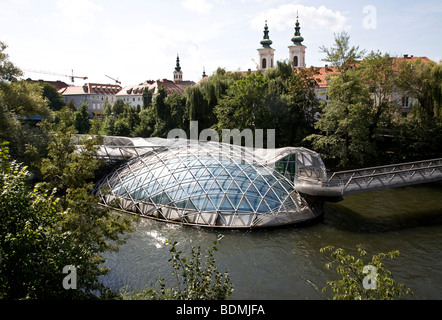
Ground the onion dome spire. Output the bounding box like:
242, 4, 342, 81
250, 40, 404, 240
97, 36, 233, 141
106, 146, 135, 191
175, 54, 182, 72
291, 13, 304, 46
260, 20, 273, 49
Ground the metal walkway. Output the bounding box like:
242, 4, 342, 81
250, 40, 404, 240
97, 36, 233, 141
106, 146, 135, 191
295, 158, 442, 198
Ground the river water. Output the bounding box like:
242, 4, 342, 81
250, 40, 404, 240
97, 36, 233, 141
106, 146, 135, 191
100, 182, 442, 300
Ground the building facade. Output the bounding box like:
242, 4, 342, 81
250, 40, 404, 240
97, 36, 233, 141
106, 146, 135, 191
58, 83, 122, 116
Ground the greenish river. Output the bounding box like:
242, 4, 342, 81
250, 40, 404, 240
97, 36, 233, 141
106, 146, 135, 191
101, 182, 442, 300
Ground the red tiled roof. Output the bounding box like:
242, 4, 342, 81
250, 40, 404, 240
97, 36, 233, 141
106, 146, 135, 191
26, 79, 69, 91
308, 66, 340, 88
59, 83, 122, 95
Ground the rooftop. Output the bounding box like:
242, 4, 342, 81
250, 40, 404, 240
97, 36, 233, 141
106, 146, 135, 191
59, 83, 122, 95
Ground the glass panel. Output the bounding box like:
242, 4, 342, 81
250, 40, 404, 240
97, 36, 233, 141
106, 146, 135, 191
265, 188, 280, 202
159, 192, 172, 205
190, 195, 206, 211
227, 193, 242, 208
175, 200, 187, 209
173, 169, 187, 182
238, 198, 253, 212
262, 174, 277, 187
131, 189, 146, 200
257, 201, 270, 213
217, 169, 230, 179
245, 196, 261, 211
253, 175, 268, 188
218, 178, 231, 191
182, 182, 196, 196
200, 169, 213, 179
208, 181, 223, 194
266, 200, 280, 211
166, 186, 180, 200
245, 184, 261, 198
209, 194, 224, 209
191, 182, 204, 196
200, 179, 213, 192
255, 181, 269, 195
235, 170, 248, 181
208, 166, 222, 177
236, 179, 250, 193
227, 181, 241, 194
219, 197, 235, 211
203, 197, 216, 212
186, 199, 197, 211
174, 185, 187, 200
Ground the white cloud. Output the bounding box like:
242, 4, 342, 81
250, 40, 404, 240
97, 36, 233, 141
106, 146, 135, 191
182, 0, 213, 15
251, 4, 350, 33
53, 0, 104, 35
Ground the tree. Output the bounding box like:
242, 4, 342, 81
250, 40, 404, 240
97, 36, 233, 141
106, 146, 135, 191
396, 58, 442, 121
73, 103, 90, 134
0, 41, 51, 168
305, 67, 375, 169
39, 109, 135, 297
0, 41, 22, 81
166, 92, 188, 132
320, 245, 413, 300
41, 82, 65, 111
142, 88, 153, 109
0, 144, 71, 299
214, 71, 271, 134
112, 99, 125, 116
319, 31, 366, 70
135, 106, 156, 138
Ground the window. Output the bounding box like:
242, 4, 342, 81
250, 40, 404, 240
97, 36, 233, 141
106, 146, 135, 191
294, 56, 299, 67
262, 58, 267, 69
402, 96, 409, 108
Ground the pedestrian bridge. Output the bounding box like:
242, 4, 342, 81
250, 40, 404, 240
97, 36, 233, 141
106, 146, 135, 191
295, 158, 442, 198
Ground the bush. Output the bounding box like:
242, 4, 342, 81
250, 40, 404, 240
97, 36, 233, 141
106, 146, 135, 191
320, 244, 413, 300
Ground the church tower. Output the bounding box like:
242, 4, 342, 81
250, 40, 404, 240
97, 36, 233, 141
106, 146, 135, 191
288, 15, 306, 68
173, 54, 183, 84
257, 21, 275, 70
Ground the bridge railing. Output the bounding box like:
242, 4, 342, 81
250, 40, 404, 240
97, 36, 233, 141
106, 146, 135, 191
295, 158, 442, 197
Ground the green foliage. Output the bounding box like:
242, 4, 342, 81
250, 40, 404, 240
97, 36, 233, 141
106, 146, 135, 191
320, 245, 413, 300
73, 103, 90, 134
305, 67, 376, 169
120, 236, 234, 300
1, 43, 52, 169
214, 71, 271, 133
0, 144, 92, 299
396, 59, 442, 122
142, 88, 153, 109
0, 41, 22, 81
319, 31, 366, 70
0, 105, 136, 299
41, 82, 65, 112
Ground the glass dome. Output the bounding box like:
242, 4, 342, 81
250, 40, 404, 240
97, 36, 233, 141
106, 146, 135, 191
95, 139, 324, 228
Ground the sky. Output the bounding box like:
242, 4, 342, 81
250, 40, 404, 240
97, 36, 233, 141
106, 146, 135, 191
1, 0, 441, 86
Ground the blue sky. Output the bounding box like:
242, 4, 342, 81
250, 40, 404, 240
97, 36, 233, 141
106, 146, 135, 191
1, 0, 441, 86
